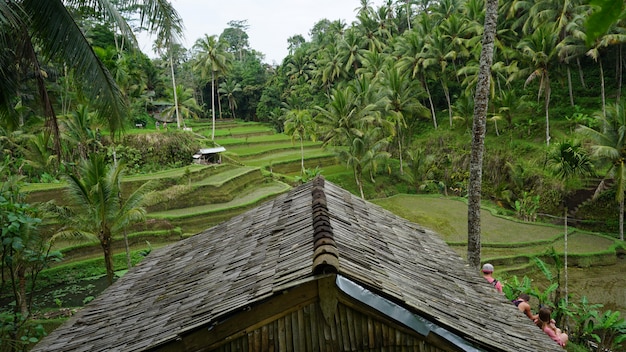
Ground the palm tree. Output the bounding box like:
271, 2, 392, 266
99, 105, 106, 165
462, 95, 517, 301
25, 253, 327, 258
467, 0, 498, 270
161, 85, 201, 125
60, 105, 102, 160
381, 62, 429, 174
547, 139, 594, 313
578, 101, 626, 241
283, 109, 315, 175
421, 27, 456, 128
192, 35, 233, 140
396, 28, 438, 129
154, 32, 185, 130
515, 23, 558, 146
0, 0, 183, 160
218, 79, 242, 119
338, 126, 390, 199
58, 154, 150, 286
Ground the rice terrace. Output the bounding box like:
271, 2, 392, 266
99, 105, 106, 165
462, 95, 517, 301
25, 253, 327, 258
10, 119, 625, 350
3, 0, 626, 350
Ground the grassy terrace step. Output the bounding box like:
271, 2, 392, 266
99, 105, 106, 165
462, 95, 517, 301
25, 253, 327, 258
144, 166, 263, 212
216, 133, 293, 146
242, 149, 336, 167
23, 164, 226, 205
148, 180, 291, 234
225, 141, 323, 157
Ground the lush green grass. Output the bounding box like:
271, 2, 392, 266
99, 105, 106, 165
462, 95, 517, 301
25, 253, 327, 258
192, 166, 259, 186
148, 181, 290, 218
371, 194, 564, 242
216, 133, 292, 146
212, 124, 275, 137
123, 164, 210, 181
226, 141, 323, 156
243, 149, 336, 167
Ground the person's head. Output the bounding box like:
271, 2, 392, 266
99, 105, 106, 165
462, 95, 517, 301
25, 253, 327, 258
538, 307, 552, 323
519, 293, 531, 302
481, 263, 494, 275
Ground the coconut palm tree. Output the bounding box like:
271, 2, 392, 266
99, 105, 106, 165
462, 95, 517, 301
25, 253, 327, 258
0, 0, 183, 161
578, 101, 626, 241
395, 27, 439, 129
284, 109, 315, 175
57, 154, 150, 286
515, 23, 559, 146
192, 35, 233, 140
161, 84, 201, 125
218, 80, 242, 119
380, 61, 429, 174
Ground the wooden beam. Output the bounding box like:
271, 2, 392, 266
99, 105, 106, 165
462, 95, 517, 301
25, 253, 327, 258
173, 280, 320, 351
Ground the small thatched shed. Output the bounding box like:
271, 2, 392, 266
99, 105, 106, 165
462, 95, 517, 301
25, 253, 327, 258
193, 147, 226, 165
32, 177, 562, 352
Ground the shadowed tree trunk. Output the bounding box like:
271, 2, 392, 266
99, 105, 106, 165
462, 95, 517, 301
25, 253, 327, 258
467, 0, 498, 270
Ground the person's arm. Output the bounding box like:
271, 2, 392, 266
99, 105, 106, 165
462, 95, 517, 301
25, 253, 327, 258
520, 302, 537, 320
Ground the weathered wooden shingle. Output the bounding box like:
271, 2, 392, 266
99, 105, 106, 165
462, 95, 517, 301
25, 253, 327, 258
32, 177, 561, 351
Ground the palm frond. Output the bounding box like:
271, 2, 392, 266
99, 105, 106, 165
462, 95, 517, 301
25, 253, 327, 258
23, 0, 126, 138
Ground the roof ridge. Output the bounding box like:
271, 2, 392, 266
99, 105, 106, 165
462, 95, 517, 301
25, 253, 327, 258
311, 176, 339, 274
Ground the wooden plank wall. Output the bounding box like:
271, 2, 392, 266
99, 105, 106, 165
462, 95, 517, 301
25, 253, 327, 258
209, 301, 451, 352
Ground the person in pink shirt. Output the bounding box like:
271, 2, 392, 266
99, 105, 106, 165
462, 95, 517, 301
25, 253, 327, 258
481, 263, 503, 293
535, 307, 568, 348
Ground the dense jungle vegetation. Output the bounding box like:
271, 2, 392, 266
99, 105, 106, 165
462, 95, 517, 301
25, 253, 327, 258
2, 0, 626, 351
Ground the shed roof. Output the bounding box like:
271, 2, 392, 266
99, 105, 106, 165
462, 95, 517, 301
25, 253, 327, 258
197, 147, 226, 154
32, 177, 561, 352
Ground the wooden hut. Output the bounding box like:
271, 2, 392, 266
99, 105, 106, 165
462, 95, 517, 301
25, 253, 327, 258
192, 147, 226, 164
32, 177, 562, 352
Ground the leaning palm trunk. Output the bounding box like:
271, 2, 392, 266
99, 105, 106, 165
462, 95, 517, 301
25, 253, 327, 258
544, 80, 551, 146
567, 67, 574, 106
170, 54, 181, 129
467, 0, 498, 269
211, 71, 216, 140
600, 60, 606, 117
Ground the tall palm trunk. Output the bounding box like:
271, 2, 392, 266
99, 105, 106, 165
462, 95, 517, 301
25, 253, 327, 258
567, 67, 574, 106
563, 205, 568, 307
443, 81, 453, 128
211, 71, 216, 140
467, 0, 498, 269
544, 76, 551, 146
619, 197, 624, 241
577, 58, 587, 88
618, 45, 623, 102
600, 60, 606, 117
300, 135, 305, 175
170, 54, 181, 129
423, 77, 438, 129
101, 229, 115, 286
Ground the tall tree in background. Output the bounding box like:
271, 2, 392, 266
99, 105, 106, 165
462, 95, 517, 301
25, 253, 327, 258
0, 0, 183, 161
578, 101, 626, 242
152, 1, 185, 129
284, 108, 314, 175
467, 0, 498, 270
193, 35, 233, 140
516, 23, 558, 146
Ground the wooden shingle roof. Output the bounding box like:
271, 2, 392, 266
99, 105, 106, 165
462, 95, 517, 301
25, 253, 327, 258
32, 177, 561, 351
